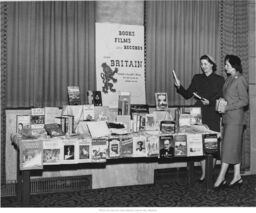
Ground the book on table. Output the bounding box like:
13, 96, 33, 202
174, 134, 187, 157
94, 106, 110, 121
62, 139, 78, 164
44, 123, 65, 137
130, 104, 149, 115
116, 115, 131, 133
118, 92, 131, 115
145, 114, 157, 131
31, 107, 45, 129
202, 133, 219, 154
91, 138, 107, 163
16, 115, 31, 134
159, 135, 175, 158
83, 104, 95, 121
43, 139, 63, 165
76, 138, 92, 163
67, 86, 81, 105
86, 121, 111, 138
93, 91, 103, 106
155, 92, 168, 111
133, 135, 147, 157
146, 134, 159, 157
186, 133, 203, 156
20, 139, 43, 170
120, 136, 133, 158
108, 137, 121, 159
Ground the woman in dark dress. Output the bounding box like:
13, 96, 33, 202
214, 55, 249, 189
174, 54, 225, 181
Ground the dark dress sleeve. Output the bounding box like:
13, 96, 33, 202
176, 75, 198, 99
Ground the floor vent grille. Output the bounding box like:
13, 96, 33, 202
1, 175, 92, 197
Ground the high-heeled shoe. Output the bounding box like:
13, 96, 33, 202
197, 178, 205, 183
228, 178, 243, 189
213, 179, 227, 191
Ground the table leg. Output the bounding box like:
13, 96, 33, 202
21, 170, 31, 207
187, 161, 194, 185
206, 154, 213, 191
16, 170, 22, 204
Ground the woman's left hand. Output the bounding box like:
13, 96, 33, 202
201, 98, 209, 105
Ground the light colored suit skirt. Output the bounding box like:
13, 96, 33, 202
221, 124, 244, 164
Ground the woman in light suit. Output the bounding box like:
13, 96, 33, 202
214, 55, 249, 189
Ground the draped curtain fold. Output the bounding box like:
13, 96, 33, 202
1, 2, 8, 184
145, 0, 219, 106
6, 1, 96, 108
218, 0, 250, 170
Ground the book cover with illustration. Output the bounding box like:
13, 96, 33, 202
76, 138, 92, 163
179, 107, 202, 126
159, 135, 174, 158
94, 106, 110, 121
186, 133, 203, 156
133, 135, 147, 157
31, 108, 45, 129
44, 123, 64, 137
62, 139, 78, 164
91, 138, 107, 163
93, 91, 103, 106
108, 137, 121, 159
174, 134, 187, 157
43, 139, 63, 165
155, 92, 168, 111
120, 136, 133, 158
83, 104, 95, 121
87, 90, 94, 105
20, 139, 43, 170
67, 86, 81, 105
16, 115, 31, 134
118, 92, 131, 115
146, 135, 159, 157
145, 114, 157, 131
203, 133, 219, 154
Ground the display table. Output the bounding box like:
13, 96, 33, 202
16, 155, 214, 207
13, 133, 216, 206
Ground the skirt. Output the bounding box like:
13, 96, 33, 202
221, 124, 244, 164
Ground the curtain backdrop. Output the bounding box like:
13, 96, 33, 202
1, 2, 8, 184
145, 0, 220, 106
218, 0, 250, 170
6, 1, 95, 108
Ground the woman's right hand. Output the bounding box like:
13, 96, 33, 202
174, 78, 181, 88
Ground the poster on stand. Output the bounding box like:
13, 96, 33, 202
96, 23, 146, 108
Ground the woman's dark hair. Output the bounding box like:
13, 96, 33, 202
200, 55, 217, 72
224, 55, 243, 73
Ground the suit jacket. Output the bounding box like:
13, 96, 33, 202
222, 73, 249, 125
